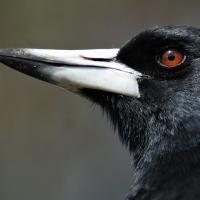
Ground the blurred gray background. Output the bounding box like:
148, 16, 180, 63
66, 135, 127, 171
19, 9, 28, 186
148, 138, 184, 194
0, 0, 199, 200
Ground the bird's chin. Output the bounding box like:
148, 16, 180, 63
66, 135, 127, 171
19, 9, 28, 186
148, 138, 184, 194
80, 88, 141, 110
80, 88, 120, 103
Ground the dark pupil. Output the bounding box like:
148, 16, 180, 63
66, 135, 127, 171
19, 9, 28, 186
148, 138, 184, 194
168, 52, 176, 61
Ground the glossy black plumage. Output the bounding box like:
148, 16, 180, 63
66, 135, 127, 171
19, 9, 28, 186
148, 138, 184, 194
1, 26, 200, 200
83, 26, 200, 200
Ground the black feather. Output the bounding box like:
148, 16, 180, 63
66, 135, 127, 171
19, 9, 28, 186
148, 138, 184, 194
83, 26, 200, 200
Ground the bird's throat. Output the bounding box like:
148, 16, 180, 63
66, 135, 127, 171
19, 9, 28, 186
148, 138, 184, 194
128, 146, 200, 200
81, 90, 200, 200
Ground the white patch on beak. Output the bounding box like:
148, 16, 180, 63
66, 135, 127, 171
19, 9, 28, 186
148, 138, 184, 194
0, 48, 142, 97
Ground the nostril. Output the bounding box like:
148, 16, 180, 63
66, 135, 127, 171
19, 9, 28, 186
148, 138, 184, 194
80, 55, 113, 62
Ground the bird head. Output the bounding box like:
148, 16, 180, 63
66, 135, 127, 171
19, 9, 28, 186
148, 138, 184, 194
1, 26, 200, 169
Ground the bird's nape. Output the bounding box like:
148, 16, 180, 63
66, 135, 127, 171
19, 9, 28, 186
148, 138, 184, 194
1, 26, 200, 200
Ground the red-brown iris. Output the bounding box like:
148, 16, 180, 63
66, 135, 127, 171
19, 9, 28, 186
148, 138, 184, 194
160, 49, 185, 68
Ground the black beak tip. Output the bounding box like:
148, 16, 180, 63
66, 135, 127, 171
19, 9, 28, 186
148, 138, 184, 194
0, 48, 21, 66
0, 52, 56, 85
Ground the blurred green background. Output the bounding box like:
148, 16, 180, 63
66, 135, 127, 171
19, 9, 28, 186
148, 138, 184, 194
0, 0, 200, 200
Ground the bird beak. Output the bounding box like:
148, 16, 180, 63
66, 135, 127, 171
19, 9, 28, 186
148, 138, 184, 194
0, 48, 141, 97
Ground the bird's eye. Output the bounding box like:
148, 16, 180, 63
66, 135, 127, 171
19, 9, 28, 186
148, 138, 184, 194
159, 49, 185, 68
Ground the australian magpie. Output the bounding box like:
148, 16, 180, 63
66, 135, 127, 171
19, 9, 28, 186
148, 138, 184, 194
0, 26, 200, 200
